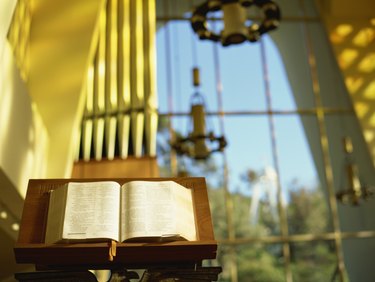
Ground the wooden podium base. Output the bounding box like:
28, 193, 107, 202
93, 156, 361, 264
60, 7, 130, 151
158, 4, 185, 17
14, 270, 98, 281
15, 266, 222, 281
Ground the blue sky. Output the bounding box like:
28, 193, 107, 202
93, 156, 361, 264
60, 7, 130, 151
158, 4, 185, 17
156, 21, 318, 195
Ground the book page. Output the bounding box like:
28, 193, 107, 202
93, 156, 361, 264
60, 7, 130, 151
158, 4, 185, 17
120, 181, 196, 241
62, 181, 120, 241
173, 182, 197, 241
45, 185, 68, 244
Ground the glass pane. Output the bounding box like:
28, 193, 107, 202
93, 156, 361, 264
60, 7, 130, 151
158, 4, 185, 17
207, 185, 228, 240
156, 115, 177, 176
232, 191, 281, 238
156, 21, 197, 113
155, 5, 375, 282
290, 241, 339, 282
274, 116, 317, 188
273, 115, 332, 234
207, 243, 287, 282
157, 20, 222, 114
223, 116, 272, 194
236, 243, 286, 282
222, 116, 285, 237
194, 39, 220, 112
218, 40, 267, 112
156, 22, 172, 113
211, 244, 236, 282
286, 185, 331, 234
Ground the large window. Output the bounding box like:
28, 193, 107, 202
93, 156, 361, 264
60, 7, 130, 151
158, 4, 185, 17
156, 1, 375, 281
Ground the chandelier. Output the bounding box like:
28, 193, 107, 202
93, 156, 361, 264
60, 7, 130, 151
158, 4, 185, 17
190, 0, 281, 46
336, 137, 373, 205
171, 68, 227, 160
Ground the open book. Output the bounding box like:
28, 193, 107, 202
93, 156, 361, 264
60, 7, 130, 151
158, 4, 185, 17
45, 181, 197, 243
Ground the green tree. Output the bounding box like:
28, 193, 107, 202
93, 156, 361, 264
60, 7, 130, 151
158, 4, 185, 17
286, 181, 336, 282
215, 169, 337, 282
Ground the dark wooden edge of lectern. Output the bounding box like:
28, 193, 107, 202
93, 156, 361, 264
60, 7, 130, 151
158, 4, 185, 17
14, 177, 217, 270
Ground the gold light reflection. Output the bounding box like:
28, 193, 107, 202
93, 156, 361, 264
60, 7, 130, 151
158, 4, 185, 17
326, 10, 375, 167
345, 76, 364, 94
131, 0, 145, 157
11, 223, 20, 231
358, 53, 375, 73
369, 114, 375, 127
7, 0, 31, 82
81, 64, 94, 161
133, 1, 145, 103
108, 0, 118, 109
97, 8, 107, 113
354, 102, 369, 119
339, 48, 358, 69
76, 0, 158, 161
19, 103, 49, 198
0, 49, 14, 141
143, 0, 158, 157
364, 129, 375, 143
82, 120, 93, 161
86, 65, 95, 114
120, 0, 131, 107
94, 8, 106, 160
364, 81, 375, 99
337, 24, 353, 36
330, 24, 353, 44
353, 27, 375, 47
94, 118, 105, 160
105, 0, 119, 160
0, 211, 7, 219
105, 117, 117, 160
118, 0, 131, 159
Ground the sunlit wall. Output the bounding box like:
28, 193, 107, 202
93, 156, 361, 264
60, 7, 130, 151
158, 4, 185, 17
0, 0, 48, 198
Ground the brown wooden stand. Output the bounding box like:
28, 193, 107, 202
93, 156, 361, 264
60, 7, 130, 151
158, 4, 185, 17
14, 177, 221, 281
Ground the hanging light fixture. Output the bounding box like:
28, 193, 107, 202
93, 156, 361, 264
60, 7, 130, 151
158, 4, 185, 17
336, 137, 373, 205
190, 0, 281, 47
171, 68, 227, 160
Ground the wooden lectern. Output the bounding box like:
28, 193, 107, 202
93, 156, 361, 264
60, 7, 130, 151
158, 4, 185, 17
14, 177, 221, 281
